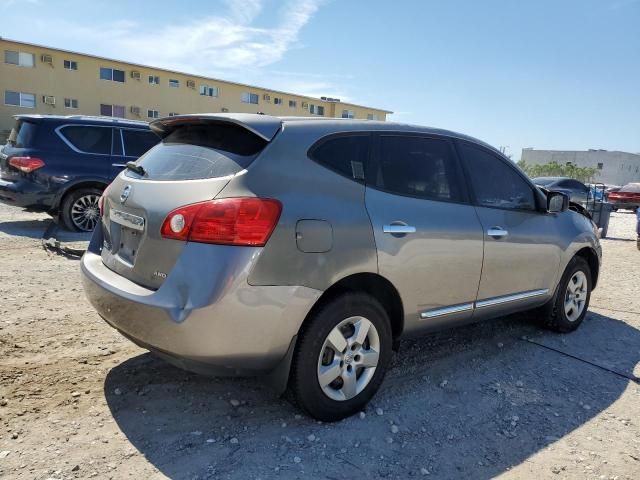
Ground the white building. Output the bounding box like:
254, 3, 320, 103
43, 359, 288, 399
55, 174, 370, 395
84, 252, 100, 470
521, 149, 640, 186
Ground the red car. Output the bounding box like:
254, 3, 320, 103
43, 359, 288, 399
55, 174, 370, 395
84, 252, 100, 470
608, 183, 640, 212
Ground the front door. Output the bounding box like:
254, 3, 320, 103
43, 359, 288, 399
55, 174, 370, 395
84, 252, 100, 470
365, 134, 484, 334
457, 140, 562, 319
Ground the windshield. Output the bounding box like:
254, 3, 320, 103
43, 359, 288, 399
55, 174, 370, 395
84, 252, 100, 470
532, 177, 556, 186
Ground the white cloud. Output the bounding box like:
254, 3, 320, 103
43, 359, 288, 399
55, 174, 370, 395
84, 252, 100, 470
30, 0, 323, 74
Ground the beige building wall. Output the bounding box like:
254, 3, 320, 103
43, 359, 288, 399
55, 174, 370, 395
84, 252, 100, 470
0, 38, 391, 139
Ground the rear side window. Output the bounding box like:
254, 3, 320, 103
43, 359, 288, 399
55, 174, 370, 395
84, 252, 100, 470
309, 135, 369, 180
122, 129, 159, 157
7, 120, 38, 148
128, 123, 268, 181
370, 135, 464, 202
60, 126, 112, 155
459, 141, 536, 210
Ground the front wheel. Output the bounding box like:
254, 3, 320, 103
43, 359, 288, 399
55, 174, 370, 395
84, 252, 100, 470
539, 256, 592, 333
289, 293, 392, 421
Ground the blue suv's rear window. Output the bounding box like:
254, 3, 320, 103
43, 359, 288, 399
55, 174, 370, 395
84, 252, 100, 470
8, 120, 38, 148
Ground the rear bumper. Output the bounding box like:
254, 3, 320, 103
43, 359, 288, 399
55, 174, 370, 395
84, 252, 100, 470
80, 240, 322, 376
0, 178, 55, 210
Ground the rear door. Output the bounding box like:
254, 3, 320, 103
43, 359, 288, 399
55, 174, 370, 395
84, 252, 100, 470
364, 133, 484, 333
56, 124, 113, 179
457, 140, 562, 319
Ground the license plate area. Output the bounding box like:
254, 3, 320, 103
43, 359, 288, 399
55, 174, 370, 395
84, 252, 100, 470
108, 209, 145, 266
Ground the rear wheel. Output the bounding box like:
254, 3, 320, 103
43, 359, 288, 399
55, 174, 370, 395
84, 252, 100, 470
289, 293, 392, 421
539, 256, 592, 333
61, 187, 103, 232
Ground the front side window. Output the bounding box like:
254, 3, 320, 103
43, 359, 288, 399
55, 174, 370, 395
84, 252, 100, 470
371, 135, 464, 202
4, 50, 34, 67
60, 126, 112, 155
241, 92, 259, 104
309, 135, 369, 180
169, 79, 179, 88
5, 90, 35, 108
122, 129, 159, 157
64, 59, 78, 70
459, 142, 536, 210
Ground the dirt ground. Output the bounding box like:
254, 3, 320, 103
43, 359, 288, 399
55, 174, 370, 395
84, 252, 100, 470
0, 203, 638, 480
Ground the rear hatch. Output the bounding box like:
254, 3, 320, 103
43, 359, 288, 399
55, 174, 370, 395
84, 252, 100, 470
1, 117, 40, 181
99, 114, 281, 290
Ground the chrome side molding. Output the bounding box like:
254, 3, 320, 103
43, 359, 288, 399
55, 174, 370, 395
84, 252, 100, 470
420, 302, 474, 319
419, 289, 549, 320
475, 289, 549, 309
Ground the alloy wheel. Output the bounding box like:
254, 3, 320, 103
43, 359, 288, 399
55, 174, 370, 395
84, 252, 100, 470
317, 316, 380, 401
70, 194, 100, 231
564, 270, 588, 322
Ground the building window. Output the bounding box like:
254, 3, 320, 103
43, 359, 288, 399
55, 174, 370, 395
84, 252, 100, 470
64, 98, 79, 109
289, 100, 297, 108
169, 79, 179, 88
200, 85, 219, 97
168, 112, 179, 117
100, 67, 125, 82
241, 92, 259, 104
367, 113, 379, 120
148, 75, 160, 85
273, 97, 283, 105
597, 162, 603, 170
64, 60, 78, 70
100, 104, 125, 118
148, 109, 160, 119
309, 105, 325, 116
5, 90, 36, 108
342, 110, 354, 119
4, 50, 35, 67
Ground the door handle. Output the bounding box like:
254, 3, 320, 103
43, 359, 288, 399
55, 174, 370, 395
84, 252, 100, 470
112, 163, 127, 167
383, 224, 416, 234
487, 227, 508, 238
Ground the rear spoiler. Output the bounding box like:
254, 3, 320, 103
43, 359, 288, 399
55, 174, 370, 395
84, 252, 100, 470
149, 113, 282, 142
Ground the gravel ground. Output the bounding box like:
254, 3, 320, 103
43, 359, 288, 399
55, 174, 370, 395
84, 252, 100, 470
0, 204, 638, 480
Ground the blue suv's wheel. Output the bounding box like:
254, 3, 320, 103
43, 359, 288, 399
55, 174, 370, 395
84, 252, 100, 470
61, 187, 102, 232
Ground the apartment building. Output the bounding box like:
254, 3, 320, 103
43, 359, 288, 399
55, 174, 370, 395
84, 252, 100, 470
0, 38, 391, 140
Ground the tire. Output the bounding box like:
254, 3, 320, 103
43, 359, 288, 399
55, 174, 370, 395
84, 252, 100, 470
60, 187, 103, 232
289, 292, 392, 421
539, 256, 592, 333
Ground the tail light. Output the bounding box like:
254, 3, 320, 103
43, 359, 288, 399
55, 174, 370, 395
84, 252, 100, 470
98, 184, 112, 217
9, 156, 45, 173
161, 197, 282, 246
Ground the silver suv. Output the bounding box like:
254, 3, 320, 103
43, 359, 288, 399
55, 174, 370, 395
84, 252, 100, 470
81, 114, 601, 421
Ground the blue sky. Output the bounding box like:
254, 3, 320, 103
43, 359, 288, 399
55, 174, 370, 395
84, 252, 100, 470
1, 0, 639, 158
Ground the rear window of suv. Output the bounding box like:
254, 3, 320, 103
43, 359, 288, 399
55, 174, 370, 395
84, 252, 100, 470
7, 120, 38, 148
127, 123, 268, 181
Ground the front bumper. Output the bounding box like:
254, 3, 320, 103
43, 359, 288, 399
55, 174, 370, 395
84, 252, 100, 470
81, 239, 322, 376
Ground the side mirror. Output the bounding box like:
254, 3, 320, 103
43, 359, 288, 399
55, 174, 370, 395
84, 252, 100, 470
547, 191, 569, 213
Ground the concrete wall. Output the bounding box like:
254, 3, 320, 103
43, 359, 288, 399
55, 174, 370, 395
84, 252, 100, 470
0, 38, 391, 141
521, 149, 640, 186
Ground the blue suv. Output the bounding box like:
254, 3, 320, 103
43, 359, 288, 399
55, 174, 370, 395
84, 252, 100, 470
0, 115, 159, 231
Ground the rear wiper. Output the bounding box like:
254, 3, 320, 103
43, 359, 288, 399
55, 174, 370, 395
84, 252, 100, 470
126, 161, 146, 176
